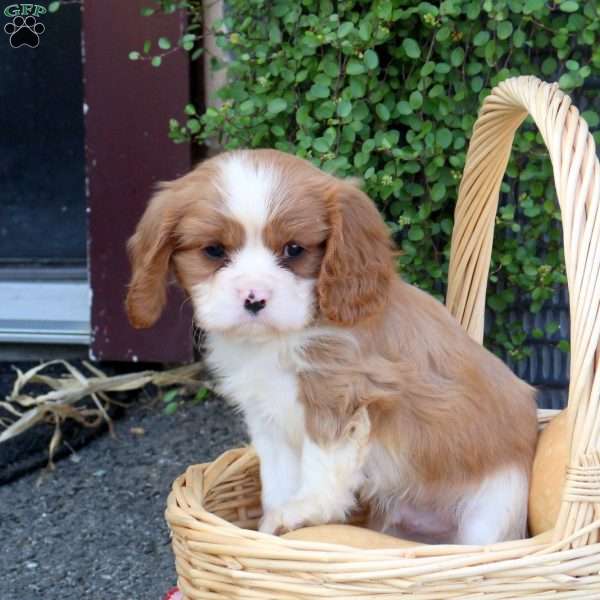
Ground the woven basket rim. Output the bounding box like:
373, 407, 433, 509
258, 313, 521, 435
169, 444, 568, 554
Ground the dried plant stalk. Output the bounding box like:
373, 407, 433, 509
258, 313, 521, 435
0, 360, 207, 465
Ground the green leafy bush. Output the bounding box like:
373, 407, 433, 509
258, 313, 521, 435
161, 0, 600, 359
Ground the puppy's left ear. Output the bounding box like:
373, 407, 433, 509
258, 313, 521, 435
318, 181, 395, 325
125, 182, 183, 329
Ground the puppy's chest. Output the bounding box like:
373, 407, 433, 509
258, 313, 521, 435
205, 334, 305, 444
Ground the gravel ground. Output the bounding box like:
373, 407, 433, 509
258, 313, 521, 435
0, 393, 246, 600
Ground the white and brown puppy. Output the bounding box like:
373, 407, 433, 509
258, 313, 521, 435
126, 149, 538, 544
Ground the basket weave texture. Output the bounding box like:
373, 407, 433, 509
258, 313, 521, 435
166, 76, 600, 598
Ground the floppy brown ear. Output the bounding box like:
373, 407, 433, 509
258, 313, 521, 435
125, 182, 181, 329
318, 181, 395, 325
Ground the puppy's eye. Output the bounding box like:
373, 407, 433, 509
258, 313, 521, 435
204, 244, 226, 260
283, 243, 304, 259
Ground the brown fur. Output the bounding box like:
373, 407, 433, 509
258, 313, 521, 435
300, 278, 538, 484
126, 161, 243, 328
126, 149, 538, 526
317, 182, 396, 325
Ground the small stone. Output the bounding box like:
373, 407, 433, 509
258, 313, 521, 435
26, 561, 38, 569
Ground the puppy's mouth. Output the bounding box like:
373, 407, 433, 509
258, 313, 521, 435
195, 313, 281, 336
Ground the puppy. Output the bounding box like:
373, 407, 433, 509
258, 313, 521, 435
126, 149, 538, 544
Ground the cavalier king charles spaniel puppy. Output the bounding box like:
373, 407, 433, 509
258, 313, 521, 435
126, 149, 538, 544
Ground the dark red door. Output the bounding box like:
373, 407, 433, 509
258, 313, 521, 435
83, 1, 194, 362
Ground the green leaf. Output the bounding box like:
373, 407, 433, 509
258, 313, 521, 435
436, 128, 453, 148
436, 26, 450, 42
364, 49, 379, 70
431, 182, 446, 202
347, 59, 366, 75
162, 389, 179, 404
187, 118, 201, 133
524, 0, 545, 11
376, 103, 391, 121
559, 72, 576, 90
471, 76, 484, 92
337, 99, 352, 118
267, 98, 288, 114
309, 83, 330, 98
560, 0, 579, 12
396, 101, 412, 115
140, 7, 155, 16
158, 37, 171, 50
408, 226, 424, 241
151, 56, 162, 67
48, 1, 61, 12
421, 61, 435, 76
184, 104, 196, 116
428, 84, 444, 98
473, 31, 490, 46
128, 51, 140, 61
164, 402, 179, 416
582, 110, 600, 128
409, 91, 423, 110
450, 48, 465, 67
497, 21, 513, 40
269, 24, 282, 44
239, 99, 255, 115
402, 38, 421, 59
541, 57, 557, 75
338, 21, 354, 37
185, 119, 201, 133
313, 137, 332, 153
194, 387, 209, 403
513, 29, 526, 47
349, 77, 366, 98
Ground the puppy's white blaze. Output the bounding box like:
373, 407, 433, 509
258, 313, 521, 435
205, 332, 305, 513
232, 241, 281, 281
218, 153, 281, 233
456, 466, 529, 544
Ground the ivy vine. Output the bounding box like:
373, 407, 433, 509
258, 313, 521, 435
135, 0, 600, 361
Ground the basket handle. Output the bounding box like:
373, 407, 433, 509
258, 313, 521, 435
445, 76, 600, 545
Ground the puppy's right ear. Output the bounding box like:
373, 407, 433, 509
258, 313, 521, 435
125, 182, 181, 329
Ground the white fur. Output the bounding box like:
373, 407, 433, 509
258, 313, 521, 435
205, 332, 305, 512
218, 153, 280, 232
456, 467, 529, 544
191, 154, 315, 335
259, 407, 370, 534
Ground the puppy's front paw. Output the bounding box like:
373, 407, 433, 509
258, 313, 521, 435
259, 500, 315, 535
259, 509, 288, 536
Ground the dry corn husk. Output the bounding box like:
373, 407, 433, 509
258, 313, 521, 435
0, 360, 206, 466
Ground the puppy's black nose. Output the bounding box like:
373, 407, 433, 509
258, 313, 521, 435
244, 298, 266, 314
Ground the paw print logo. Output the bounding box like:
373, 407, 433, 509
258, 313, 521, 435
4, 15, 45, 48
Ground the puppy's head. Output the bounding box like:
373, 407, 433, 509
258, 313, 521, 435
125, 149, 395, 335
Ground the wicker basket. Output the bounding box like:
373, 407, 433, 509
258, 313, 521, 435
166, 76, 600, 598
